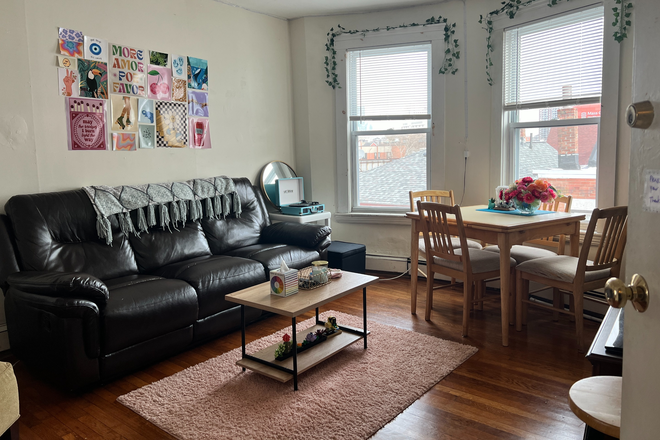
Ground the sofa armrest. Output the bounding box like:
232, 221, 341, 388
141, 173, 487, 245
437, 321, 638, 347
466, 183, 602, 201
260, 222, 332, 252
7, 271, 109, 306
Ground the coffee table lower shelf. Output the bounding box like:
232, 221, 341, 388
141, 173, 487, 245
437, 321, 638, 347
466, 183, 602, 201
236, 324, 369, 383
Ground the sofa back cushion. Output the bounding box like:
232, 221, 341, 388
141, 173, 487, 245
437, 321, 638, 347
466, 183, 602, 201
129, 221, 212, 272
202, 178, 270, 255
4, 190, 139, 280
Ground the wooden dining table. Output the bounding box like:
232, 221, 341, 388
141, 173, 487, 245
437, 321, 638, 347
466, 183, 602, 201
406, 205, 586, 346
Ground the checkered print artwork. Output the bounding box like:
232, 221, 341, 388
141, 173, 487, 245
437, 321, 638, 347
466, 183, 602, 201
155, 101, 188, 148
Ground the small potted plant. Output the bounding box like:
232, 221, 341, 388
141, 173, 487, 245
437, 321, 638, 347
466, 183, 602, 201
488, 198, 496, 209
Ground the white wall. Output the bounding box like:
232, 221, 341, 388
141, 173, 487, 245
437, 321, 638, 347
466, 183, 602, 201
289, 0, 633, 262
0, 0, 295, 348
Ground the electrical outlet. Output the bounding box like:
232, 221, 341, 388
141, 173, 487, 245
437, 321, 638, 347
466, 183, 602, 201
464, 151, 470, 158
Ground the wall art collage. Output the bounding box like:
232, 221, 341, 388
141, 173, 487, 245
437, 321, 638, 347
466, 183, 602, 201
57, 27, 211, 151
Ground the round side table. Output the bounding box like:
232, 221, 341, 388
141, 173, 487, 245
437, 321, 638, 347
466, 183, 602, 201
568, 376, 621, 439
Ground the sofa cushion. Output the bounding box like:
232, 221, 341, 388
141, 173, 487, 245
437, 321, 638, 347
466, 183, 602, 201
129, 221, 212, 272
226, 244, 320, 275
202, 179, 270, 255
5, 190, 139, 280
103, 275, 198, 353
150, 255, 266, 319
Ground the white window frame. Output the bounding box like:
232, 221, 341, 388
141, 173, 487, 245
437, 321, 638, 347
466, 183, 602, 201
489, 0, 620, 211
335, 26, 447, 223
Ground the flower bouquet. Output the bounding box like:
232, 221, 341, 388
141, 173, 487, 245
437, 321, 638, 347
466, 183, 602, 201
500, 177, 558, 214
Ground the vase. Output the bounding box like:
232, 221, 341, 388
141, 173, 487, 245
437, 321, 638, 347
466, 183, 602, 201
513, 199, 541, 214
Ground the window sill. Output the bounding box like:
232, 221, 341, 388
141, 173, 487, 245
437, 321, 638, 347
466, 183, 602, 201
334, 212, 411, 226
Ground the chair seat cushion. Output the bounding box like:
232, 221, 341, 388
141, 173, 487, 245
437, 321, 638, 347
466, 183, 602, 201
484, 245, 557, 264
516, 255, 611, 283
432, 248, 516, 274
103, 275, 198, 353
0, 362, 19, 433
419, 237, 482, 254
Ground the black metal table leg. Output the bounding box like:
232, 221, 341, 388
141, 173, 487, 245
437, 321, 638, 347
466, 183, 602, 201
363, 287, 368, 349
241, 305, 246, 372
292, 317, 298, 391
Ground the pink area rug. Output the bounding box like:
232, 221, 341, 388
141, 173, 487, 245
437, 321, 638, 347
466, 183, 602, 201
118, 311, 477, 440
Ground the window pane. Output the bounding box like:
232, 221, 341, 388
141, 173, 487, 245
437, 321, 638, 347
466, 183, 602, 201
352, 119, 429, 132
355, 134, 427, 209
516, 103, 601, 123
514, 123, 598, 212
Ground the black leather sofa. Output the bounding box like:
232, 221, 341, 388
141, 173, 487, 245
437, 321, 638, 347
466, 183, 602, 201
0, 178, 331, 390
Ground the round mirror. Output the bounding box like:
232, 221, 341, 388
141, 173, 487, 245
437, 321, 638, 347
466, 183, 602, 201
259, 161, 297, 207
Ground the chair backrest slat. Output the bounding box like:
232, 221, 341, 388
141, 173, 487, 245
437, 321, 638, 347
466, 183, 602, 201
528, 195, 573, 252
417, 201, 468, 270
579, 206, 628, 276
410, 190, 455, 212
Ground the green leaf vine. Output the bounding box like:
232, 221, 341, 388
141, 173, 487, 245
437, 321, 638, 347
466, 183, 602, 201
324, 16, 460, 89
479, 0, 633, 86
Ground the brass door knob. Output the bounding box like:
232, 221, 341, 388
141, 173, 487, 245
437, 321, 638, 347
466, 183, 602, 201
604, 274, 650, 312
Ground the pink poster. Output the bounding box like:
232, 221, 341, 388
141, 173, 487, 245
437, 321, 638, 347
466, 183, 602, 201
188, 118, 211, 149
66, 97, 107, 151
147, 65, 171, 101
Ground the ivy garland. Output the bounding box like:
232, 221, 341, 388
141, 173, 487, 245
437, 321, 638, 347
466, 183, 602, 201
479, 0, 634, 86
324, 16, 460, 89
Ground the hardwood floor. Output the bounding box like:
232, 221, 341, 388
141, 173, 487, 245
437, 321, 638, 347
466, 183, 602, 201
4, 272, 598, 439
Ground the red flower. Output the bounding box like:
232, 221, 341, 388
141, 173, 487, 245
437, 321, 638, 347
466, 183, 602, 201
540, 191, 550, 202
548, 188, 556, 198
517, 193, 524, 201
522, 176, 534, 184
283, 333, 291, 342
532, 190, 541, 199
499, 189, 504, 200
523, 193, 536, 204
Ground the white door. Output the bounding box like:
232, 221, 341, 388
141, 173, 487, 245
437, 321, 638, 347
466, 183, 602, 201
620, 1, 660, 438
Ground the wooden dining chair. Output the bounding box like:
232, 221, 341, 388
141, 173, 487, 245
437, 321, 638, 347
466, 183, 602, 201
409, 190, 483, 315
515, 206, 628, 352
484, 196, 573, 318
417, 201, 516, 337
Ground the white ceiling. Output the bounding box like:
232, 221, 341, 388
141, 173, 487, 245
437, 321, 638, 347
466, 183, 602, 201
213, 0, 446, 20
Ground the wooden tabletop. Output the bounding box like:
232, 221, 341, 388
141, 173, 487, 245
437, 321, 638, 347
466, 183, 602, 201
568, 376, 622, 438
406, 205, 585, 232
225, 271, 379, 317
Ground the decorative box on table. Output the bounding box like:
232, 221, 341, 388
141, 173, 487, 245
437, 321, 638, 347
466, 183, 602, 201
270, 260, 299, 297
275, 177, 325, 216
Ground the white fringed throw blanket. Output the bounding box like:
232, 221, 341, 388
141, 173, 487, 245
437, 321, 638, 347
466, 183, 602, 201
83, 176, 241, 245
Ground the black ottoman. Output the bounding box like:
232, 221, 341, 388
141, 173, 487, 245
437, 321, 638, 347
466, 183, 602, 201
327, 241, 366, 274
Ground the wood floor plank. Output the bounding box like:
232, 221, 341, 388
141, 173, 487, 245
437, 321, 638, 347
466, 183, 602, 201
5, 272, 598, 439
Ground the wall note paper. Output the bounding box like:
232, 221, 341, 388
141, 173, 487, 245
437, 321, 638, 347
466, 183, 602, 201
150, 50, 168, 67
112, 133, 137, 151
58, 68, 79, 97
111, 95, 138, 132
187, 57, 208, 91
138, 98, 154, 124
66, 97, 107, 151
172, 78, 187, 102
59, 39, 83, 57
171, 55, 186, 79
643, 169, 660, 213
59, 28, 83, 43
138, 124, 155, 149
155, 101, 187, 148
84, 36, 108, 62
188, 118, 211, 149
187, 90, 209, 117
78, 59, 108, 99
57, 55, 77, 70
109, 43, 147, 97
147, 65, 172, 101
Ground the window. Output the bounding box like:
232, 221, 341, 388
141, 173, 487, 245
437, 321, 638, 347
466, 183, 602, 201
503, 6, 605, 213
346, 43, 431, 212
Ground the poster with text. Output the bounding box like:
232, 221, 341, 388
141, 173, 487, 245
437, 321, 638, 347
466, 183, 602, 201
155, 101, 187, 148
138, 98, 154, 124
58, 68, 79, 97
171, 55, 186, 79
59, 28, 83, 43
57, 55, 77, 70
187, 90, 208, 117
66, 97, 107, 151
59, 39, 83, 57
138, 125, 155, 148
111, 95, 138, 132
109, 43, 147, 97
188, 118, 210, 149
187, 57, 208, 91
112, 133, 136, 151
78, 59, 108, 99
148, 65, 172, 101
172, 78, 187, 102
84, 36, 108, 62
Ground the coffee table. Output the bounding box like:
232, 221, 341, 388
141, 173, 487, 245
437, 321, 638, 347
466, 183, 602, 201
225, 271, 378, 390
